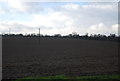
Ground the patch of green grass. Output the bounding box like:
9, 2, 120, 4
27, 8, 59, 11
15, 75, 68, 81
23, 75, 68, 79
14, 75, 120, 81
76, 75, 120, 79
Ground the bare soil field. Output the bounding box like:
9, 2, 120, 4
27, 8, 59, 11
2, 37, 118, 79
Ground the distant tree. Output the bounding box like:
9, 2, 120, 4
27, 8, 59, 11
31, 33, 36, 37
72, 32, 80, 38
72, 32, 77, 36
9, 34, 15, 36
18, 34, 23, 36
44, 34, 51, 37
109, 34, 116, 37
85, 33, 88, 37
90, 34, 94, 37
54, 34, 61, 37
84, 33, 89, 39
68, 34, 72, 37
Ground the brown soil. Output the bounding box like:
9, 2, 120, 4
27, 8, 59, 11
2, 37, 118, 79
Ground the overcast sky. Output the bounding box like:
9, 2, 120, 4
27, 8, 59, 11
0, 0, 118, 35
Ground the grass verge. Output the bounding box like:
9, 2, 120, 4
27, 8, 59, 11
14, 75, 120, 81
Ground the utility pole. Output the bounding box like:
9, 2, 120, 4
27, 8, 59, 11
9, 28, 10, 35
39, 28, 40, 43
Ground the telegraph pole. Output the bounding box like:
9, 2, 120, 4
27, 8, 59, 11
39, 28, 40, 43
9, 27, 10, 35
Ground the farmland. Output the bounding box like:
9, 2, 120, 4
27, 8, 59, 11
2, 37, 118, 79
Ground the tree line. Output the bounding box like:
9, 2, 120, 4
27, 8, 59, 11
1, 33, 119, 42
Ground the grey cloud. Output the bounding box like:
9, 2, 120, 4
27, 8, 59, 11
24, 2, 44, 14
0, 2, 118, 35
38, 25, 54, 30
0, 22, 55, 34
52, 2, 117, 28
0, 1, 44, 14
20, 0, 119, 2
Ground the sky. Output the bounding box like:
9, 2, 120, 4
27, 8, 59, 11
0, 0, 119, 35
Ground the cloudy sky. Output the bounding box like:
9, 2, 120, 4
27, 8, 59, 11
0, 0, 118, 35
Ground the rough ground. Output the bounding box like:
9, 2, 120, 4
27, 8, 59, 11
2, 37, 118, 79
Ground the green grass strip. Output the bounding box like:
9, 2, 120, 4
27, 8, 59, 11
14, 75, 120, 81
